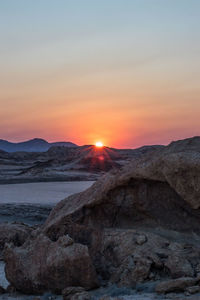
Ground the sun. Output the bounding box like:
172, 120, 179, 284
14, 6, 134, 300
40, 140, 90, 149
95, 141, 104, 148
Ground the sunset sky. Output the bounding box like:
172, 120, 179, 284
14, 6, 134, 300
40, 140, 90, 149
0, 0, 200, 148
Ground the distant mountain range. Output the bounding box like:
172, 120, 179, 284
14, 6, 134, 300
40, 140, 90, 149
0, 138, 77, 152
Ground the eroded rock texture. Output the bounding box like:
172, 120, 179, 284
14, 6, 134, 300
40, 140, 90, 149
4, 234, 98, 294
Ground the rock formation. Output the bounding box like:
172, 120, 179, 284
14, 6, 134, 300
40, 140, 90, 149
3, 136, 200, 298
4, 234, 98, 294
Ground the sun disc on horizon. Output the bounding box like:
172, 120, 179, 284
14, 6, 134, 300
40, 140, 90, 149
95, 141, 104, 148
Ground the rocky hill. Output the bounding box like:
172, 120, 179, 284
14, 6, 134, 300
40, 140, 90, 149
0, 144, 162, 183
0, 138, 77, 152
2, 136, 200, 299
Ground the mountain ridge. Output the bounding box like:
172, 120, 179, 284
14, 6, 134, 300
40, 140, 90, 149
0, 138, 77, 152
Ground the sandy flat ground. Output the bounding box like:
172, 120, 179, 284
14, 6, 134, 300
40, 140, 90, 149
0, 181, 94, 205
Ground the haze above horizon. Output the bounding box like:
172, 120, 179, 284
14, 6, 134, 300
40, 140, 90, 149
0, 0, 200, 148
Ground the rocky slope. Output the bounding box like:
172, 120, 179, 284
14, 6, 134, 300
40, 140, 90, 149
3, 136, 200, 299
0, 144, 161, 183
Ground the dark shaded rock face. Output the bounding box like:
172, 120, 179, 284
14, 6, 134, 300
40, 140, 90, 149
3, 137, 200, 295
43, 178, 200, 243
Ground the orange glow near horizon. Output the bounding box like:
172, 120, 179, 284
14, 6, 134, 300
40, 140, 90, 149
95, 141, 104, 148
1, 2, 200, 149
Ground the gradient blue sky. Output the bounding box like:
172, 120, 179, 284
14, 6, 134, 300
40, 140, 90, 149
0, 0, 200, 147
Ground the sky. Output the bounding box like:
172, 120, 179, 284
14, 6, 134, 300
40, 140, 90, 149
0, 0, 200, 148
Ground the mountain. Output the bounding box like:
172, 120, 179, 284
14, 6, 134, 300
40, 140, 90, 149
0, 138, 77, 152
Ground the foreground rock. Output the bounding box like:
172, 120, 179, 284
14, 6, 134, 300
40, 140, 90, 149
3, 137, 200, 295
4, 234, 98, 294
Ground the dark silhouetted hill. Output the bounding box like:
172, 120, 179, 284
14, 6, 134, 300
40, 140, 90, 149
0, 138, 77, 152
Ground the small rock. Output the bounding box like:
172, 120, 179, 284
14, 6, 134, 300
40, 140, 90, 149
115, 255, 151, 287
155, 277, 198, 294
30, 228, 41, 238
62, 286, 85, 299
185, 285, 200, 294
6, 284, 17, 293
149, 272, 155, 279
4, 234, 98, 294
168, 242, 183, 251
136, 234, 147, 245
58, 234, 74, 247
70, 291, 91, 300
165, 255, 194, 278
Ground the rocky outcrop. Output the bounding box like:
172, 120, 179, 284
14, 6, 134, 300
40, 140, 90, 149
4, 233, 98, 294
43, 137, 200, 244
3, 137, 200, 295
93, 228, 200, 286
0, 222, 32, 251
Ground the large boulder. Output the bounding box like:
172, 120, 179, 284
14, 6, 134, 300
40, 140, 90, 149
4, 234, 98, 294
43, 137, 200, 243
